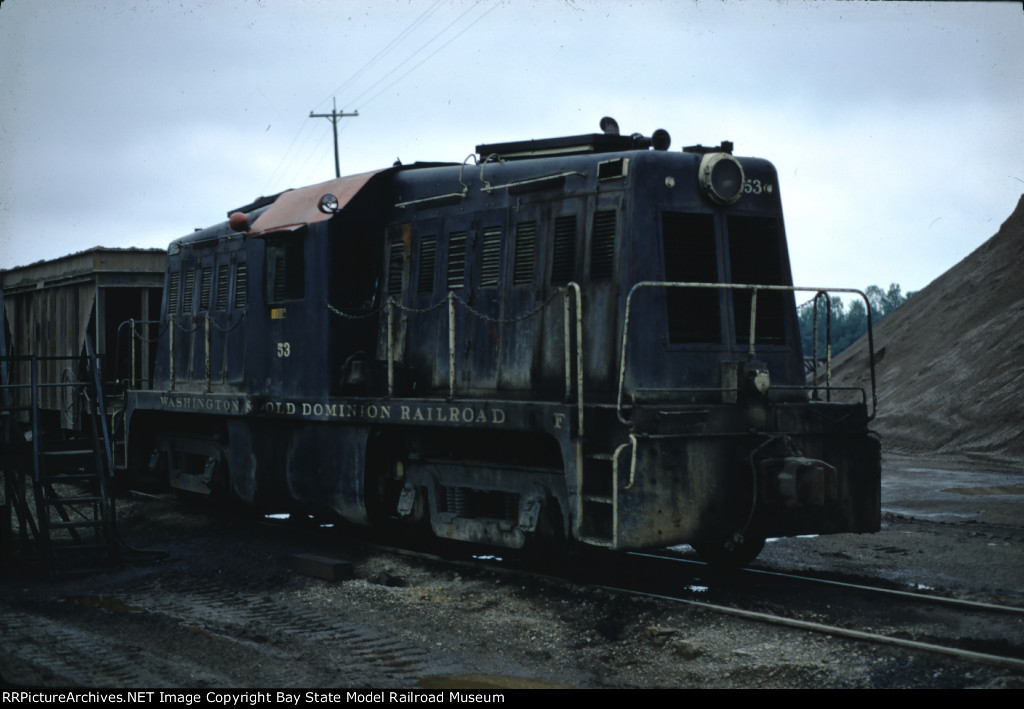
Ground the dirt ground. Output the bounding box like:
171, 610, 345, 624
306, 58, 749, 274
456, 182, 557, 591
1, 453, 1022, 690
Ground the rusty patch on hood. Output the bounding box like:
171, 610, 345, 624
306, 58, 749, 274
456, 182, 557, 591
249, 169, 388, 235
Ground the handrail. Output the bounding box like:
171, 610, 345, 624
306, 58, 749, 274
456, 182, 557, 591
1, 346, 114, 459
480, 171, 585, 194
139, 309, 243, 393
115, 318, 162, 391
169, 316, 175, 390
0, 352, 116, 414
448, 292, 456, 397
566, 283, 584, 437
377, 283, 585, 435
395, 154, 474, 209
386, 298, 395, 396
811, 291, 833, 402
84, 333, 115, 482
616, 282, 877, 425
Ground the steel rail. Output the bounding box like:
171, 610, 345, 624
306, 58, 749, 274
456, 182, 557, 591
629, 551, 1024, 617
742, 565, 1024, 617
611, 583, 1024, 673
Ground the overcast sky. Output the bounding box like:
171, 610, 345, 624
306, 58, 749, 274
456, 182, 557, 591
1, 0, 1022, 297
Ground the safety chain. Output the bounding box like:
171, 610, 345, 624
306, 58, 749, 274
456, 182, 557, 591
327, 302, 389, 320
208, 311, 247, 332
797, 294, 816, 310
157, 312, 248, 335
797, 291, 832, 310
327, 288, 562, 326
392, 298, 449, 315
129, 319, 169, 344
167, 316, 200, 334
448, 289, 561, 325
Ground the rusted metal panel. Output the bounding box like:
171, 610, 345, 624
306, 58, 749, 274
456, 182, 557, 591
613, 436, 736, 549
248, 169, 388, 236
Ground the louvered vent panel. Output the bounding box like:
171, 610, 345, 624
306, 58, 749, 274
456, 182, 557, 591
418, 235, 437, 294
480, 226, 502, 288
272, 256, 287, 302
388, 229, 405, 297
447, 231, 467, 290
183, 270, 196, 313
199, 267, 212, 311
235, 263, 247, 308
216, 265, 230, 310
550, 216, 576, 285
513, 222, 536, 285
169, 272, 180, 313
590, 210, 617, 280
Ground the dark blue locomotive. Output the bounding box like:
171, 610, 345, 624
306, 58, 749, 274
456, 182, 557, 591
125, 120, 880, 565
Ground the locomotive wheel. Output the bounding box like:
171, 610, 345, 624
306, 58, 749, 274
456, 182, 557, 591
692, 537, 765, 570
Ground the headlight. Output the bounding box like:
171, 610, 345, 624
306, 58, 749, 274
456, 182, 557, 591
699, 152, 745, 205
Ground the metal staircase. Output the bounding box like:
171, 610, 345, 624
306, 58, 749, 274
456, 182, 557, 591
1, 319, 118, 577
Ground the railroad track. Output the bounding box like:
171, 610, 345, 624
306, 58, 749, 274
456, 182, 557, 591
157, 492, 1024, 671
8, 490, 1018, 688
258, 510, 1024, 677
600, 550, 1024, 673
250, 501, 1024, 676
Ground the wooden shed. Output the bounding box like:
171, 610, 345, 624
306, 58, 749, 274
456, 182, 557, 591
1, 247, 166, 428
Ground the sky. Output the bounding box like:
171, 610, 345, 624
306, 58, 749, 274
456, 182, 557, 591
1, 0, 1022, 297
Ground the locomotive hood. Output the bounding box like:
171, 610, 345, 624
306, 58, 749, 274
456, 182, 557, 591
247, 168, 393, 236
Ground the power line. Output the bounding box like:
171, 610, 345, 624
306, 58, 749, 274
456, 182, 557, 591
314, 0, 445, 111
264, 2, 444, 192
348, 1, 489, 110
359, 2, 499, 109
264, 2, 498, 189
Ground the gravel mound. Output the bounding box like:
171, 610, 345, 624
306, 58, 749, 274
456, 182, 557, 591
826, 194, 1024, 471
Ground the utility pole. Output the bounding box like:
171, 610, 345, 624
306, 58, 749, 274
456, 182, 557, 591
309, 98, 358, 178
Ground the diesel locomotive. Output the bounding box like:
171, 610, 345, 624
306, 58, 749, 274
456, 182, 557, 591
124, 119, 880, 565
